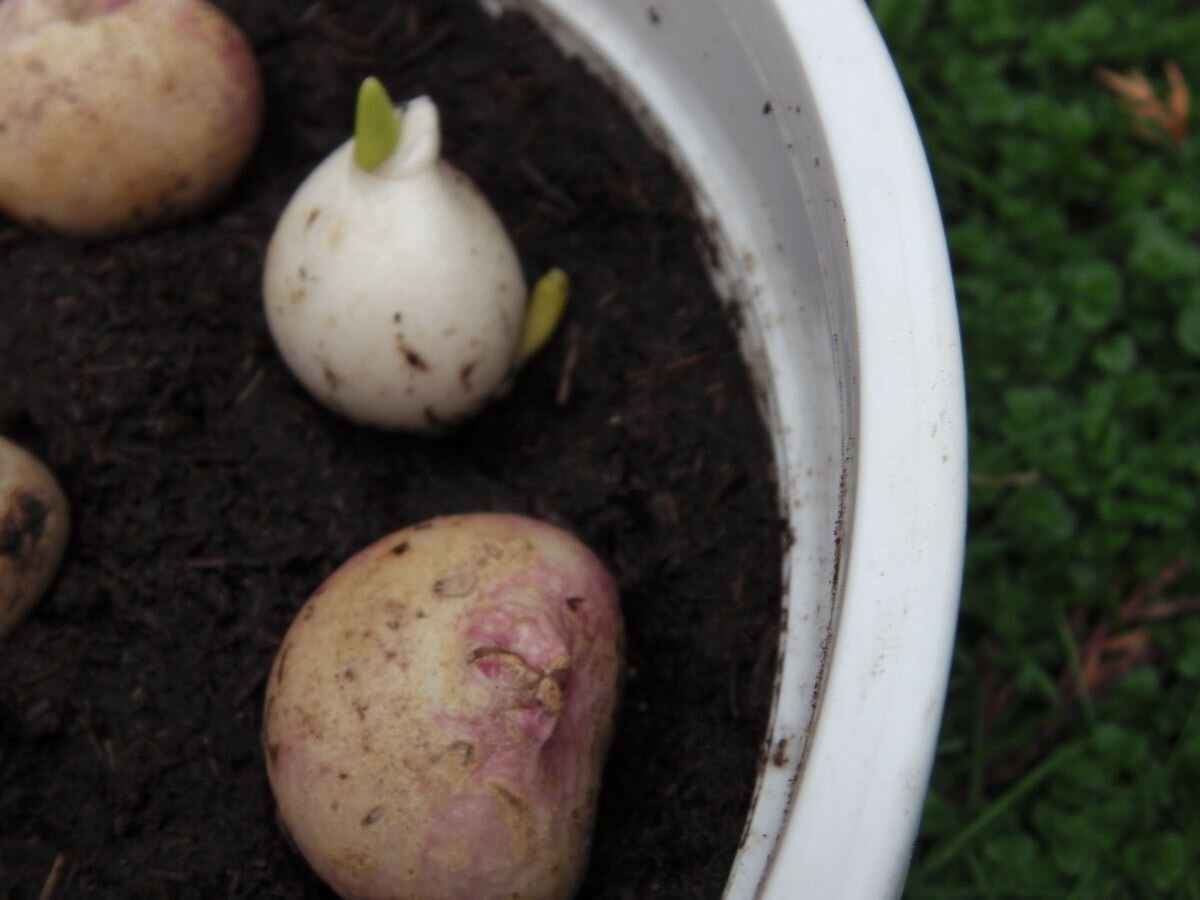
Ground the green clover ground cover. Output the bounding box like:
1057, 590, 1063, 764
871, 0, 1200, 896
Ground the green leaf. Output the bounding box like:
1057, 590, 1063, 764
918, 790, 958, 841
979, 832, 1045, 885
1092, 334, 1137, 373
948, 218, 999, 268
1002, 384, 1061, 427
1164, 185, 1200, 234
1062, 260, 1122, 331
1175, 637, 1200, 681
1174, 724, 1200, 776
1176, 302, 1200, 358
1092, 721, 1151, 772
1063, 6, 1114, 45
1006, 286, 1058, 341
998, 484, 1076, 542
1113, 161, 1170, 213
1129, 214, 1200, 282
1060, 754, 1110, 791
1032, 805, 1111, 876
1117, 369, 1165, 412
964, 0, 1020, 45
354, 77, 401, 172
872, 0, 933, 47
1055, 102, 1098, 144
1123, 833, 1187, 893
1108, 667, 1162, 706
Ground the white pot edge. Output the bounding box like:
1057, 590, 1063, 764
755, 4, 967, 898
480, 2, 968, 897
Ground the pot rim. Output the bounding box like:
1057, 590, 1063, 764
483, 1, 968, 895
749, 4, 966, 897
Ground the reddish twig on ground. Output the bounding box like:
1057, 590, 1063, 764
982, 559, 1194, 790
1096, 62, 1190, 146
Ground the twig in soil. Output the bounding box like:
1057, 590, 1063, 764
24, 657, 65, 685
730, 555, 746, 607
398, 21, 452, 67
519, 159, 580, 215
79, 361, 149, 376
80, 707, 120, 772
654, 491, 680, 526
358, 5, 405, 48
749, 624, 778, 703
233, 235, 267, 255
706, 380, 728, 415
556, 325, 581, 406
103, 737, 119, 771
705, 464, 743, 510
297, 1, 323, 27
315, 5, 404, 50
149, 869, 189, 882
234, 370, 264, 407
628, 350, 718, 384
38, 853, 66, 900
186, 557, 229, 569
728, 660, 741, 721
232, 665, 271, 709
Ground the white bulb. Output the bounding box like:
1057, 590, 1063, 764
263, 97, 527, 432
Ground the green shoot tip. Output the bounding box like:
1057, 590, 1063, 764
354, 77, 401, 172
518, 268, 570, 366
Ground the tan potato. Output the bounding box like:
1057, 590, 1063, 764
0, 436, 69, 638
0, 0, 262, 237
263, 513, 624, 900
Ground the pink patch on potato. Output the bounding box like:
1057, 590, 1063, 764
263, 513, 624, 900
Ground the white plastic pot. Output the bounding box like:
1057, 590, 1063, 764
484, 1, 968, 896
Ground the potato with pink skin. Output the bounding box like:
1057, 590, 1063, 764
0, 0, 262, 237
0, 436, 69, 639
263, 513, 624, 900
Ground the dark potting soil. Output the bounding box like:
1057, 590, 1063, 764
0, 1, 783, 897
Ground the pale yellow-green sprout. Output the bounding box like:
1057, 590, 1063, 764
518, 268, 571, 366
354, 77, 402, 171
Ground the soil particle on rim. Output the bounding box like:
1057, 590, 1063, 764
0, 1, 782, 898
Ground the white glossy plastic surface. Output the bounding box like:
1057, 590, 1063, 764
482, 1, 968, 897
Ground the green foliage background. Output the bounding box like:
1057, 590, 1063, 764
869, 0, 1200, 895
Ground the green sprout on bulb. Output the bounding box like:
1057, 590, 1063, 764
353, 76, 570, 368
354, 77, 402, 172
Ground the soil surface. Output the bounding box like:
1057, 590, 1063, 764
0, 1, 783, 897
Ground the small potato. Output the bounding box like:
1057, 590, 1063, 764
0, 0, 262, 237
0, 436, 69, 638
263, 514, 624, 900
